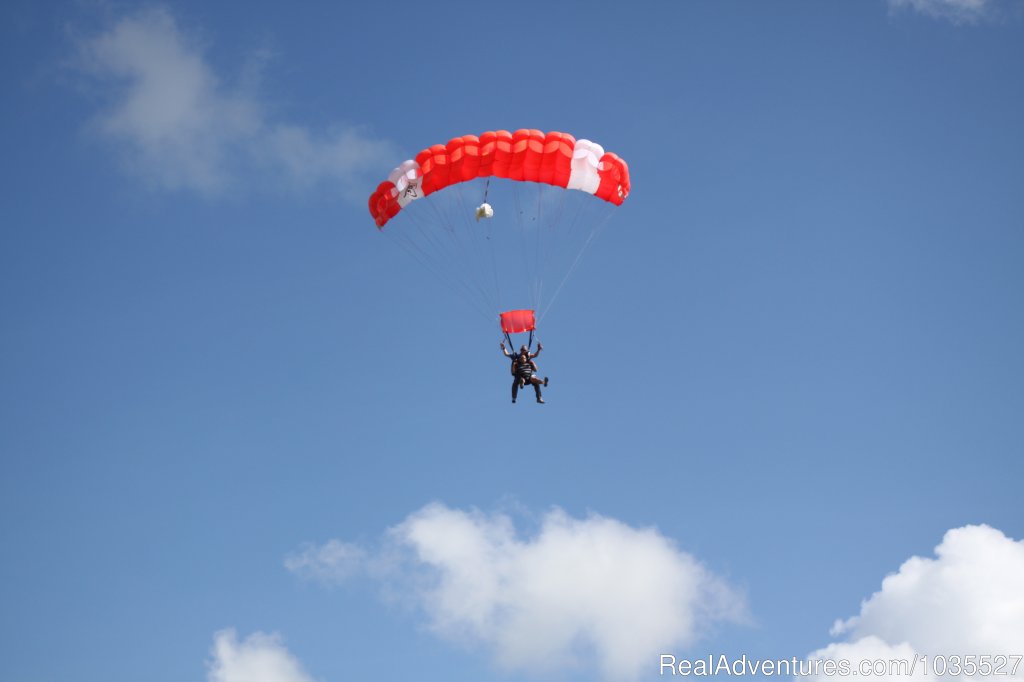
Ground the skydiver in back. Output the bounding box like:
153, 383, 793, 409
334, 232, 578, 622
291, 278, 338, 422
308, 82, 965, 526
500, 342, 548, 403
501, 343, 541, 385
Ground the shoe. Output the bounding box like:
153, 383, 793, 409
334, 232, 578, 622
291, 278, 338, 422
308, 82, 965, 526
543, 377, 549, 386
512, 399, 516, 403
536, 398, 545, 404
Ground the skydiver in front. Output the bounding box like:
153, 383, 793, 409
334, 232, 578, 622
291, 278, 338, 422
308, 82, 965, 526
500, 342, 548, 403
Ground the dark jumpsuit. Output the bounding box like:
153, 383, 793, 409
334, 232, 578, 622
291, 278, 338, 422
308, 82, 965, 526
510, 355, 542, 401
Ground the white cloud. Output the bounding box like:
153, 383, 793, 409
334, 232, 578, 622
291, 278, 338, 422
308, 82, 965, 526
285, 538, 367, 585
207, 629, 315, 682
75, 7, 395, 195
805, 524, 1024, 679
288, 502, 747, 681
888, 0, 994, 24
803, 637, 936, 682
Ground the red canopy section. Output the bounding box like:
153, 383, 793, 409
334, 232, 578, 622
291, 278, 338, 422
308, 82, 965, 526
500, 309, 536, 334
368, 129, 630, 228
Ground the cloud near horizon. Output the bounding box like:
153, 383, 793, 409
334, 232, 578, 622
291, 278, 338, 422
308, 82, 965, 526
286, 502, 748, 680
250, 521, 1024, 682
207, 630, 315, 682
74, 7, 395, 196
803, 524, 1024, 681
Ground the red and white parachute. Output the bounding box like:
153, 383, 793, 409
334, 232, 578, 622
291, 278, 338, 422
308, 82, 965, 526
369, 129, 630, 335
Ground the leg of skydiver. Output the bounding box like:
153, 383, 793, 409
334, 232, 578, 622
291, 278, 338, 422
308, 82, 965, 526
512, 377, 519, 403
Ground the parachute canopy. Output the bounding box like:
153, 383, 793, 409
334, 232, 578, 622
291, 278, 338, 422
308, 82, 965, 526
369, 129, 630, 228
500, 309, 536, 334
369, 128, 630, 330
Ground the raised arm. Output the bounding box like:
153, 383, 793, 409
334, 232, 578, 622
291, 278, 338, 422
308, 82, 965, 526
500, 342, 512, 358
529, 342, 543, 359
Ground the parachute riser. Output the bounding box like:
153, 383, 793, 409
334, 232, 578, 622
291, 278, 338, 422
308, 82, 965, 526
502, 329, 536, 353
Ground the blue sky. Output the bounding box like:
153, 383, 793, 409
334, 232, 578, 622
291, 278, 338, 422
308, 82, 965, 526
2, 1, 1023, 681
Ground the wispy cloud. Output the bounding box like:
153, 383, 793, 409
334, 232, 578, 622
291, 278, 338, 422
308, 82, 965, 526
287, 502, 747, 681
888, 0, 995, 24
803, 524, 1024, 680
285, 538, 367, 585
74, 7, 395, 196
207, 629, 315, 682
